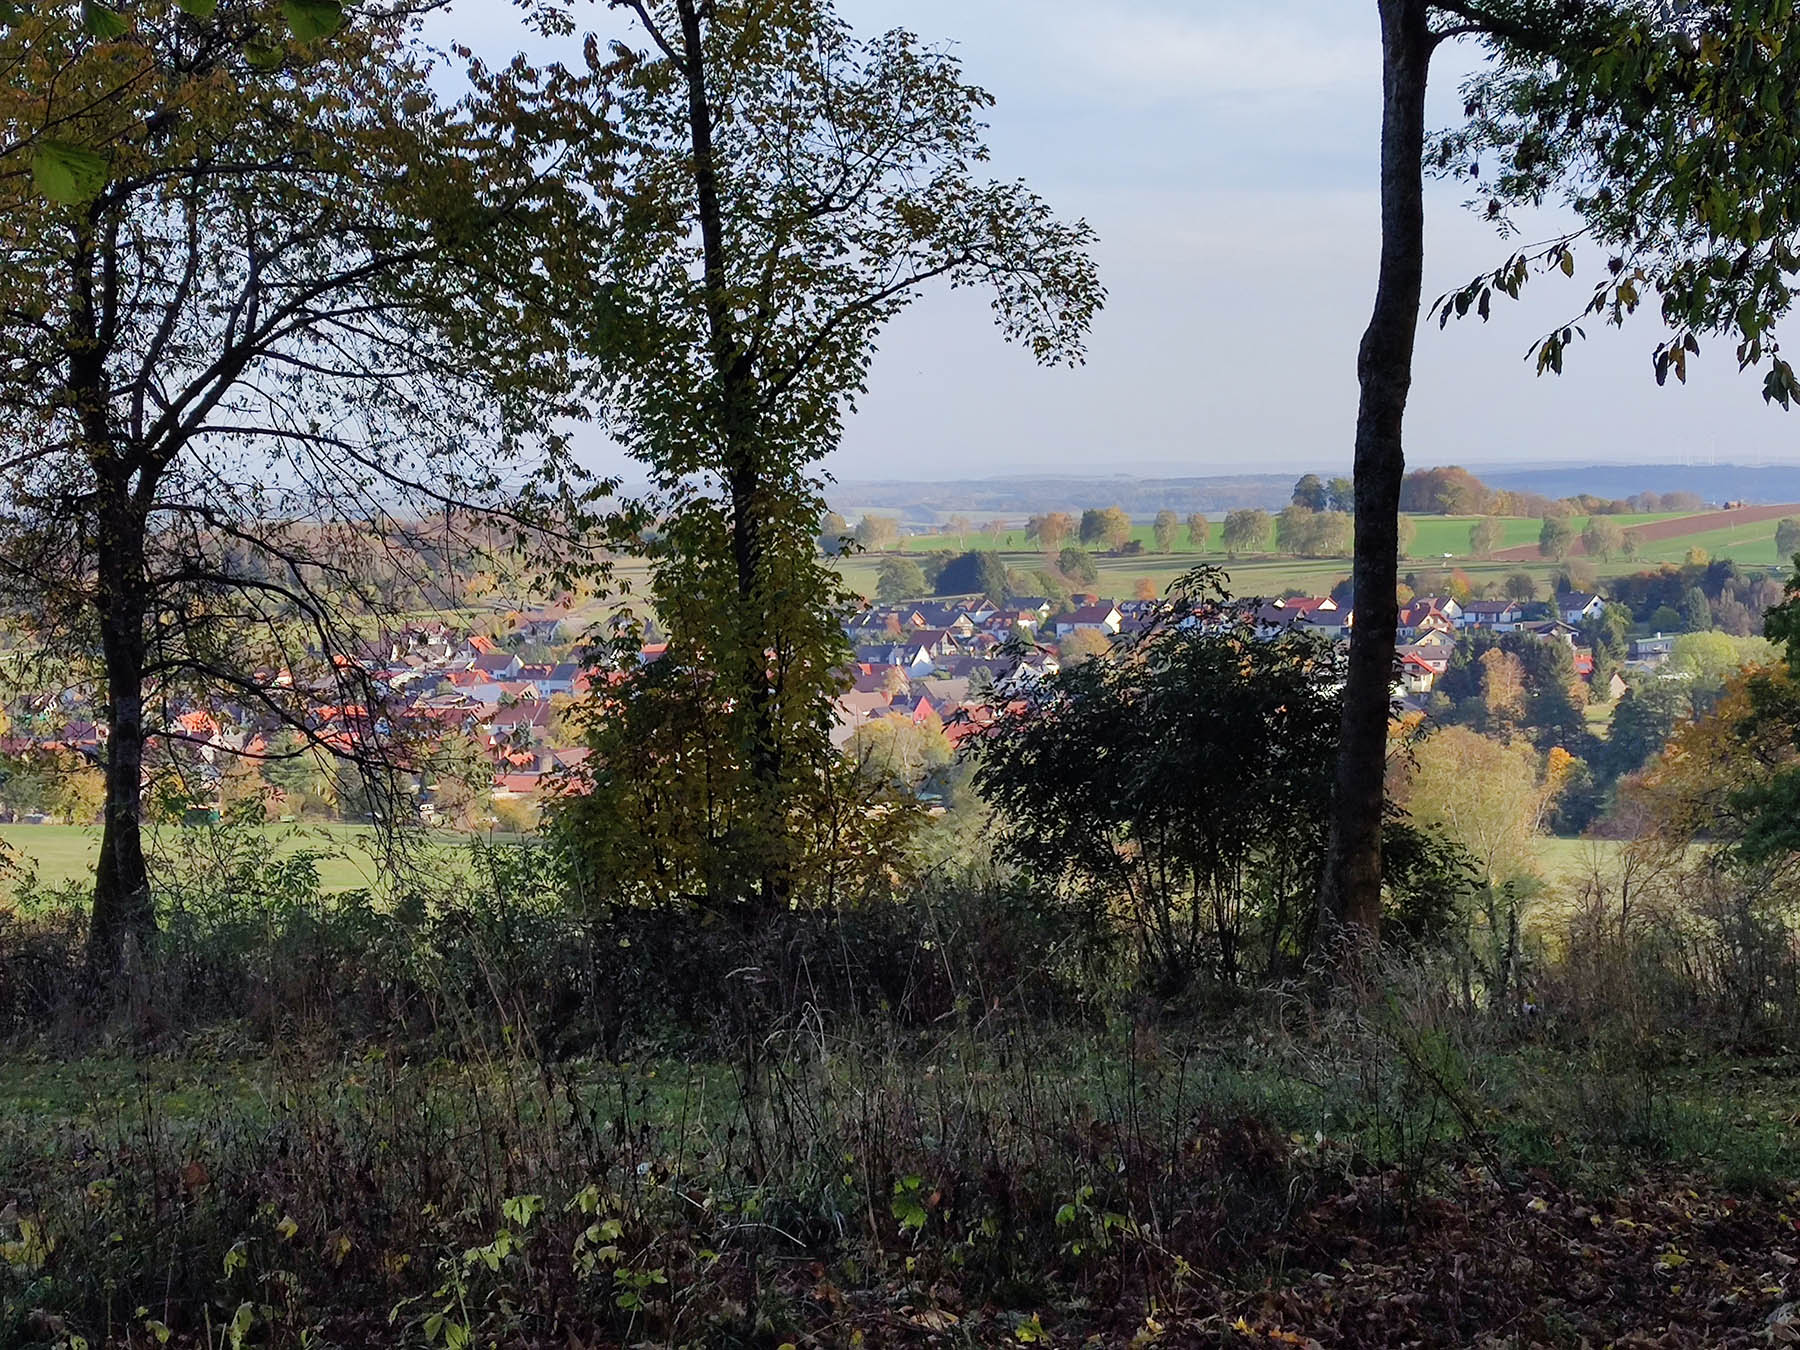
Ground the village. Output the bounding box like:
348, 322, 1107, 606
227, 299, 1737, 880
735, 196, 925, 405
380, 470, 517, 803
823, 582, 1681, 752
0, 575, 1670, 828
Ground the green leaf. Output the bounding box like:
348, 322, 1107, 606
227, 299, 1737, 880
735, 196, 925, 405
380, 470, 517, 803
244, 41, 285, 71
0, 3, 23, 28
177, 0, 219, 15
82, 2, 128, 37
31, 140, 108, 205
282, 0, 342, 41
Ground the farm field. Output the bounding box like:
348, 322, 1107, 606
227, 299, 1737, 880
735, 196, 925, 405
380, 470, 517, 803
840, 508, 1792, 606
887, 512, 1686, 561
1633, 519, 1787, 567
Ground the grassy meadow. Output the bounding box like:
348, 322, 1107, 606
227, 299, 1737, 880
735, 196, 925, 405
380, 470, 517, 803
836, 509, 1760, 604
0, 822, 489, 899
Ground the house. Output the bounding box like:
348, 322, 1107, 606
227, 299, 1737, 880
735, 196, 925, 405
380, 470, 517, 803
1398, 602, 1457, 640
1519, 618, 1582, 648
513, 610, 569, 644
1399, 651, 1441, 695
1407, 596, 1465, 624
1253, 596, 1340, 637
1005, 597, 1054, 622
912, 604, 976, 636
1460, 600, 1524, 631
471, 651, 524, 679
1630, 633, 1678, 663
1395, 643, 1451, 678
534, 662, 582, 695
1557, 592, 1607, 625
1056, 603, 1124, 637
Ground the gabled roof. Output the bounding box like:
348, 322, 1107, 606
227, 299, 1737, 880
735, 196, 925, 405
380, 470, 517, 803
1068, 603, 1120, 623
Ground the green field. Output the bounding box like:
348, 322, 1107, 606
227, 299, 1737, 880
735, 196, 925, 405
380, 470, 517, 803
841, 549, 1623, 606
844, 509, 1777, 606
1634, 520, 1787, 567
0, 823, 485, 898
889, 513, 1684, 562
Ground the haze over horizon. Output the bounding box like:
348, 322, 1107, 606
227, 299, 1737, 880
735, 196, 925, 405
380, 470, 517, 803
438, 1, 1800, 483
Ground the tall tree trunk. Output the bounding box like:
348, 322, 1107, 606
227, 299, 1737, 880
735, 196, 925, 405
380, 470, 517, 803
1318, 0, 1433, 958
88, 504, 153, 981
673, 0, 787, 911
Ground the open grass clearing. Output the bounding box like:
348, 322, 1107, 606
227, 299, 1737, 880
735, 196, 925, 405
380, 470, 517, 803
0, 823, 493, 899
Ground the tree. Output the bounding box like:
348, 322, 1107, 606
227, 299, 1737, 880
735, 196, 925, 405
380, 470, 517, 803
1323, 0, 1698, 949
1276, 505, 1318, 555
1603, 680, 1690, 781
934, 550, 1008, 600
1133, 577, 1158, 601
1538, 516, 1574, 561
1399, 465, 1495, 515
1582, 517, 1624, 561
875, 556, 927, 604
818, 511, 850, 556
1080, 505, 1133, 552
1589, 643, 1619, 701
1057, 627, 1113, 666
1152, 510, 1180, 553
1407, 727, 1562, 886
0, 2, 599, 978
977, 576, 1348, 986
1621, 528, 1644, 561
1504, 571, 1538, 602
1057, 546, 1098, 586
1292, 474, 1329, 511
1469, 516, 1506, 558
1331, 0, 1800, 937
1186, 512, 1211, 551
551, 0, 1098, 915
1681, 586, 1714, 634
1479, 648, 1528, 733
847, 714, 952, 792
1403, 726, 1571, 1005
1279, 506, 1353, 559
1221, 509, 1272, 558
1327, 476, 1356, 513
1778, 518, 1800, 562
1029, 511, 1075, 552
947, 514, 974, 548
854, 514, 901, 552
1395, 513, 1416, 559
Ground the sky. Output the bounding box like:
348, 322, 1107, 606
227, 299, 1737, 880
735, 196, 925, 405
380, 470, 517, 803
432, 0, 1800, 482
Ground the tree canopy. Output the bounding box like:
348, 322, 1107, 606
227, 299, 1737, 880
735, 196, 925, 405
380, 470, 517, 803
0, 0, 600, 975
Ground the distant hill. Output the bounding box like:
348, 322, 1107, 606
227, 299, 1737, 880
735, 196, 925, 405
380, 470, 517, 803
1480, 463, 1800, 504
831, 474, 1296, 524
831, 463, 1800, 526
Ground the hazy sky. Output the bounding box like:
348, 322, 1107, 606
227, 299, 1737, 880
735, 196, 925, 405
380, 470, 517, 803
436, 1, 1800, 481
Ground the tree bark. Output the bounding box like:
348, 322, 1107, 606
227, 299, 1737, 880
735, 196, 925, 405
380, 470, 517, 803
87, 493, 154, 981
1318, 0, 1434, 956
